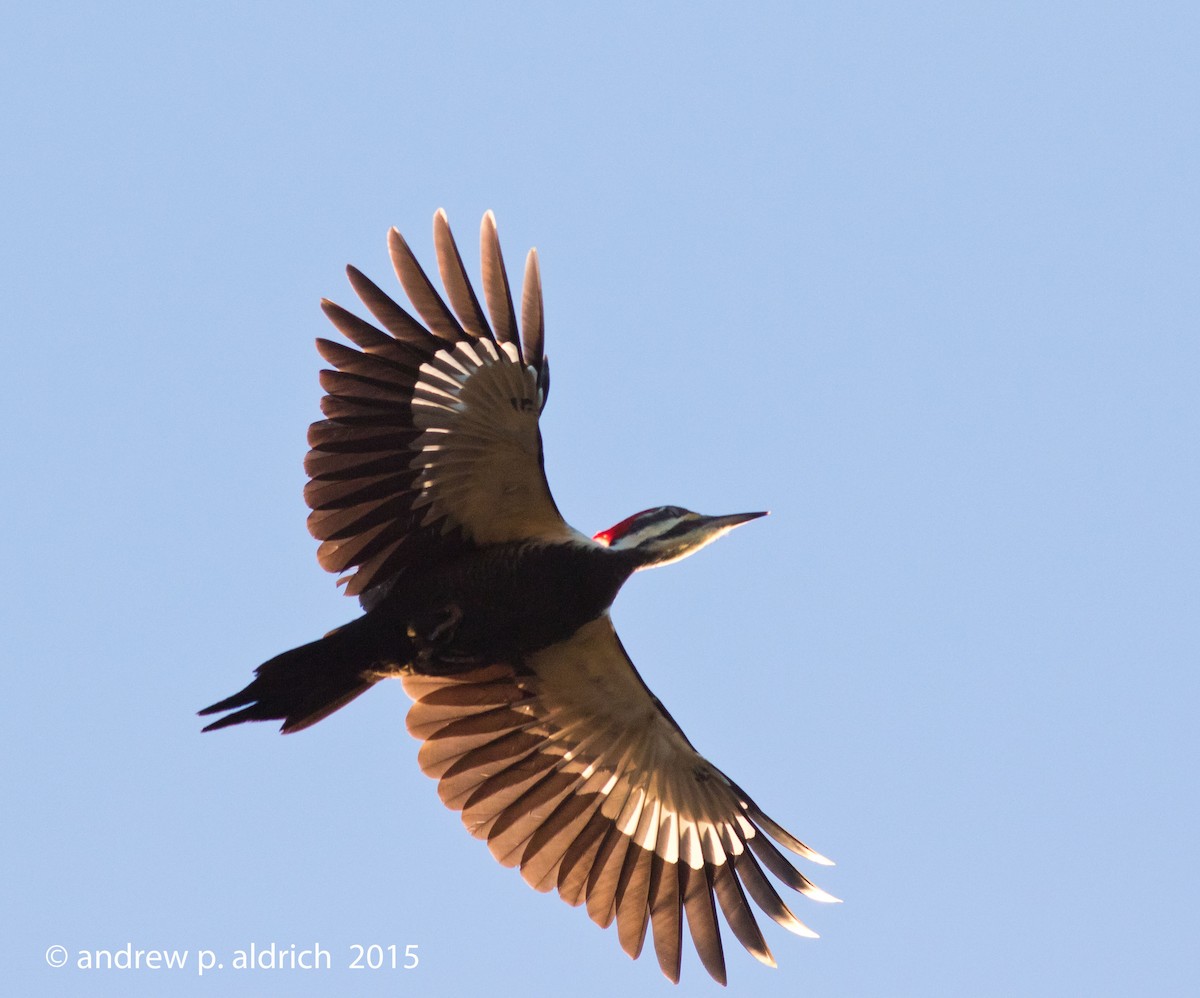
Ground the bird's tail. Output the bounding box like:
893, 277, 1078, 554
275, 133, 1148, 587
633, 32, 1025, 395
199, 616, 399, 734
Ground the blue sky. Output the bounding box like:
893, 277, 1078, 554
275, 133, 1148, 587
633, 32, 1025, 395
4, 3, 1198, 995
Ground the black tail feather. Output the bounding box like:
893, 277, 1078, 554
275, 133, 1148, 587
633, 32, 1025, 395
200, 617, 396, 734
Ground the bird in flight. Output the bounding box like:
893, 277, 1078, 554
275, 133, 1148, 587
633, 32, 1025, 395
200, 210, 837, 983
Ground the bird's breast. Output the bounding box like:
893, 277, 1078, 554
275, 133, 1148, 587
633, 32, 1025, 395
384, 541, 636, 666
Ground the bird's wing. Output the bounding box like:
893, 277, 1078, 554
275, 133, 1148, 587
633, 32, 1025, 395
402, 615, 838, 985
307, 210, 571, 601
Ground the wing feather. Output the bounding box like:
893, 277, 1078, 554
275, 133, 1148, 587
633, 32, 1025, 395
734, 850, 819, 938
520, 248, 546, 387
304, 471, 416, 512
433, 208, 494, 341
314, 337, 419, 385
648, 853, 683, 983
615, 837, 654, 958
713, 861, 775, 967
585, 820, 633, 929
557, 809, 614, 907
320, 298, 418, 354
519, 792, 606, 893
387, 226, 465, 343
681, 863, 726, 985
480, 210, 521, 359
488, 769, 581, 866
344, 266, 432, 344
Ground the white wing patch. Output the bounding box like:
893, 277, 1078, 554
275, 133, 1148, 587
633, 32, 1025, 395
409, 337, 569, 544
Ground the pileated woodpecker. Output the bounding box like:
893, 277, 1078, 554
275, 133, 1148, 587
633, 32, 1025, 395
201, 210, 837, 984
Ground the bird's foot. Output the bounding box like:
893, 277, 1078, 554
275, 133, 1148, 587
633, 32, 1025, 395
407, 604, 482, 674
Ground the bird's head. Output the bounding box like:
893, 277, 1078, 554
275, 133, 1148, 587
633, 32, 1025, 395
593, 506, 768, 569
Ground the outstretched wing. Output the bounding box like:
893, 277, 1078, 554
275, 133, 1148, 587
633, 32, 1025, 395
402, 616, 838, 984
307, 210, 572, 601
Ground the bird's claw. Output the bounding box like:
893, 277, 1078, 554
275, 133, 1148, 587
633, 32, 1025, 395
407, 604, 481, 674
